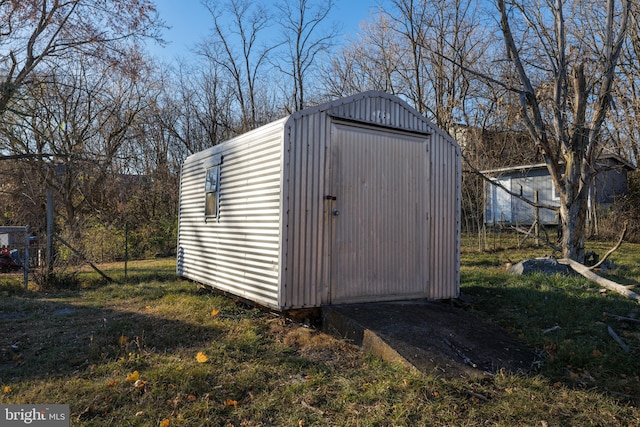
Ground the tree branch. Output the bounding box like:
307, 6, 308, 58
558, 258, 640, 303
588, 221, 628, 270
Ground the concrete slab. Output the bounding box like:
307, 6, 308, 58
323, 300, 538, 379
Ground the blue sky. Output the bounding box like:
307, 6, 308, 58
148, 0, 381, 63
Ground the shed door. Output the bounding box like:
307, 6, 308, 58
329, 122, 429, 303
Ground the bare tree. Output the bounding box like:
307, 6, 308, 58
157, 61, 235, 157
610, 3, 640, 165
200, 0, 279, 132
1, 56, 153, 244
275, 0, 339, 112
323, 0, 487, 133
424, 0, 486, 131
321, 12, 403, 98
495, 0, 631, 261
385, 0, 431, 115
0, 0, 163, 117
385, 0, 488, 131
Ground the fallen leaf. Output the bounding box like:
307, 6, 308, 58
134, 379, 148, 389
146, 306, 152, 311
126, 371, 140, 383
3, 385, 11, 394
118, 335, 129, 346
170, 396, 180, 410
432, 391, 440, 398
159, 419, 170, 427
592, 349, 603, 357
211, 309, 220, 317
106, 379, 118, 387
225, 399, 238, 408
187, 394, 197, 401
299, 420, 304, 427
196, 352, 209, 363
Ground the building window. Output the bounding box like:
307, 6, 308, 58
205, 165, 221, 219
551, 182, 560, 201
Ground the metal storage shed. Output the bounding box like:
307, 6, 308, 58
177, 91, 461, 310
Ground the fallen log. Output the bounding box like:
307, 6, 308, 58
558, 258, 640, 304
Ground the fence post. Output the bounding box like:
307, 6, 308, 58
534, 190, 540, 247
23, 226, 29, 290
125, 222, 128, 279
46, 188, 54, 279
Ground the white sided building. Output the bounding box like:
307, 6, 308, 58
177, 91, 461, 310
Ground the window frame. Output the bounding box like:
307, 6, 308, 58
204, 155, 223, 221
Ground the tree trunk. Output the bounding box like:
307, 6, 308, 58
560, 154, 590, 261
494, 0, 629, 263
560, 197, 588, 261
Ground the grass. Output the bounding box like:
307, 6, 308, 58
0, 249, 639, 426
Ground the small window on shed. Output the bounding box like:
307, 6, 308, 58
205, 165, 221, 219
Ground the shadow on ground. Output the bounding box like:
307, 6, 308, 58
0, 294, 219, 382
323, 300, 538, 379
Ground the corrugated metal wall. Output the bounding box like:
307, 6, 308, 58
280, 92, 460, 307
177, 118, 287, 309
178, 92, 460, 309
427, 127, 461, 300
280, 110, 330, 308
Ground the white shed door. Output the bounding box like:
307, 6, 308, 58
329, 122, 430, 303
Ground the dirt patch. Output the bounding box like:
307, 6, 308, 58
323, 300, 539, 379
268, 317, 363, 369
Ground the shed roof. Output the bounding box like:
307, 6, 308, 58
480, 152, 635, 176
287, 90, 436, 136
